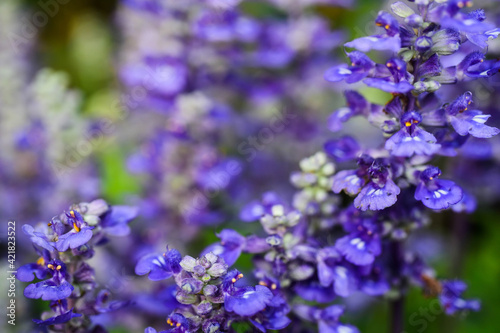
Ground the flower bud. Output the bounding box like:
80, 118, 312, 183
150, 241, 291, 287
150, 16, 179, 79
180, 256, 197, 272
207, 263, 228, 277
194, 300, 213, 315
181, 278, 203, 294
175, 290, 198, 304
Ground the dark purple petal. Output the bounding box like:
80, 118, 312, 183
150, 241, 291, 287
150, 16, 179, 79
225, 285, 273, 316
33, 308, 81, 326
415, 178, 463, 210
24, 280, 73, 301
345, 36, 401, 53
385, 128, 441, 157
16, 263, 48, 282
239, 201, 265, 222
135, 253, 173, 281
332, 170, 364, 196
100, 205, 138, 236
336, 235, 381, 266
354, 180, 400, 211
244, 235, 271, 253
22, 225, 55, 252
363, 78, 414, 93
55, 227, 94, 252
449, 111, 500, 138
294, 282, 336, 303
324, 64, 355, 82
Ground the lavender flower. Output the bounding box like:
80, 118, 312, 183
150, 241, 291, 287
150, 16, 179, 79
137, 249, 290, 332
17, 200, 137, 330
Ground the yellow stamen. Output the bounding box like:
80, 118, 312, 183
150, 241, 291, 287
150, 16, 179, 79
259, 281, 268, 286
231, 278, 237, 283
429, 177, 433, 180
457, 1, 464, 8
176, 323, 181, 327
73, 222, 80, 232
413, 120, 419, 124
405, 121, 412, 127
167, 319, 172, 325
47, 222, 52, 227
56, 265, 62, 271
385, 24, 390, 30
237, 273, 244, 279
376, 22, 383, 27
69, 210, 75, 218
271, 283, 277, 290
37, 257, 45, 266
47, 264, 55, 270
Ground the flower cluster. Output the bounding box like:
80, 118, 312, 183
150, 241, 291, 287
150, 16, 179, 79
196, 0, 500, 331
118, 0, 345, 239
17, 200, 137, 330
136, 248, 291, 332
13, 0, 500, 332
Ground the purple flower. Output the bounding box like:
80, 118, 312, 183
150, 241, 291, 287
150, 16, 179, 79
444, 93, 499, 138
451, 190, 477, 213
375, 11, 399, 37
335, 219, 382, 266
250, 294, 291, 331
16, 255, 51, 282
100, 205, 138, 236
439, 280, 480, 315
364, 78, 414, 93
332, 154, 373, 196
345, 36, 401, 53
202, 229, 246, 266
324, 136, 361, 162
203, 229, 269, 266
450, 111, 499, 139
385, 111, 441, 157
317, 247, 358, 297
22, 261, 71, 299
95, 290, 131, 313
135, 248, 182, 281
33, 308, 81, 326
24, 277, 73, 301
239, 192, 285, 222
360, 265, 390, 296
120, 56, 187, 98
354, 160, 401, 211
22, 224, 56, 252
294, 304, 359, 333
55, 210, 94, 252
327, 91, 369, 132
225, 285, 273, 316
294, 281, 336, 303
324, 52, 375, 84
415, 167, 463, 210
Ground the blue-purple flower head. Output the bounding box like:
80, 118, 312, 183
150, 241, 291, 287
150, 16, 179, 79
385, 111, 441, 157
415, 166, 463, 210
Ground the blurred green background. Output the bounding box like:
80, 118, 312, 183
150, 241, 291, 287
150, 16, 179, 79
17, 0, 499, 332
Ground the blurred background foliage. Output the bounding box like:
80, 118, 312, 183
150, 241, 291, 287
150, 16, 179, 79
12, 0, 500, 332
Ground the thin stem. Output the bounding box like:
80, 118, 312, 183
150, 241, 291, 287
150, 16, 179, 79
390, 240, 406, 333
451, 213, 468, 276
391, 296, 405, 333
